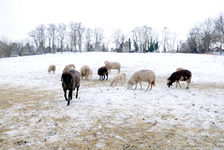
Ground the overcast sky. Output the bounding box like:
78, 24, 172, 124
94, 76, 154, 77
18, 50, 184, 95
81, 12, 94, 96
0, 0, 223, 41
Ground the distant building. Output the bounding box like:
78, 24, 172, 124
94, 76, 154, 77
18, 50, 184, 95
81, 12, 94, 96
123, 41, 130, 53
9, 43, 20, 57
21, 43, 35, 56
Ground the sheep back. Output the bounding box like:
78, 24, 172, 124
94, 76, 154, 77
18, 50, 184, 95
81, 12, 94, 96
129, 70, 155, 85
63, 64, 75, 72
104, 61, 121, 70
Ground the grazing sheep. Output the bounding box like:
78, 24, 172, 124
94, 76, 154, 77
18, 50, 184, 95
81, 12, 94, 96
63, 64, 75, 72
61, 65, 80, 106
110, 73, 126, 86
167, 69, 192, 89
104, 61, 121, 73
48, 64, 56, 73
80, 65, 92, 80
98, 66, 108, 81
127, 70, 156, 90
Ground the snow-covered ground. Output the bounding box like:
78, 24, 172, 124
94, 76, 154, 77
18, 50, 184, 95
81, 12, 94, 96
0, 52, 224, 149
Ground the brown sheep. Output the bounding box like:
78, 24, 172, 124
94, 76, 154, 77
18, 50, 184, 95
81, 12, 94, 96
61, 64, 80, 106
167, 69, 192, 89
48, 64, 56, 73
127, 70, 156, 90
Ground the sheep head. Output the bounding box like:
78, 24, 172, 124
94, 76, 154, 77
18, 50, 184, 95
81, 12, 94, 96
61, 72, 73, 88
167, 79, 173, 87
127, 80, 134, 89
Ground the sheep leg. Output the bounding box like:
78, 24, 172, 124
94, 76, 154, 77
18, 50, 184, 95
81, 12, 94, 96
186, 80, 190, 89
68, 90, 72, 100
67, 90, 73, 106
140, 82, 142, 89
106, 73, 108, 80
63, 89, 68, 101
146, 82, 150, 90
76, 86, 80, 98
178, 81, 181, 88
134, 83, 138, 90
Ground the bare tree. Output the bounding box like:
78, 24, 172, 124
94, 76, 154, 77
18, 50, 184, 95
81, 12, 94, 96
112, 28, 124, 49
29, 24, 46, 54
85, 27, 93, 51
57, 23, 67, 53
161, 27, 170, 53
47, 24, 56, 53
0, 38, 10, 57
36, 24, 46, 53
69, 22, 78, 52
215, 13, 224, 49
186, 19, 216, 53
29, 30, 39, 49
77, 22, 85, 52
200, 18, 216, 53
93, 28, 104, 51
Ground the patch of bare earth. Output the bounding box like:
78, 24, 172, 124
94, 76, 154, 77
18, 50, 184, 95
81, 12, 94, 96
0, 78, 224, 149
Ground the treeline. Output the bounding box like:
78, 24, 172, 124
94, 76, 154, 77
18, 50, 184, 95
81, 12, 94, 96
182, 14, 224, 53
0, 13, 223, 58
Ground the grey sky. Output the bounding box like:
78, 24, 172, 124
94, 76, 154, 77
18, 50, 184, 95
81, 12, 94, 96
0, 0, 223, 41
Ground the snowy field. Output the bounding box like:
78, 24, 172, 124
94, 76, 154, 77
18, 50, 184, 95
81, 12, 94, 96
0, 52, 224, 149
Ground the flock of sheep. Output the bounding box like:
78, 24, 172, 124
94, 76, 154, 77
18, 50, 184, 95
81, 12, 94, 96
48, 61, 192, 106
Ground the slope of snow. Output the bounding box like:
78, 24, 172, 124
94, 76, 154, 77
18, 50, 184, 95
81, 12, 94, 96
0, 52, 224, 89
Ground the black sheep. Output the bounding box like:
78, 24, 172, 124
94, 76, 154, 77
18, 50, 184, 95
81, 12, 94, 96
98, 66, 108, 81
167, 69, 192, 89
61, 66, 80, 106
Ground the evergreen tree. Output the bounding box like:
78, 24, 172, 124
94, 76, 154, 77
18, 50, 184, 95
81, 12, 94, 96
134, 40, 139, 52
128, 38, 131, 52
154, 41, 159, 50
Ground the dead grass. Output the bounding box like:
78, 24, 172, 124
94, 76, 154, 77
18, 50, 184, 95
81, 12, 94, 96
0, 80, 224, 149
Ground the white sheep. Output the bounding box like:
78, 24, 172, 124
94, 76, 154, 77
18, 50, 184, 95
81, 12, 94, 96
176, 67, 185, 71
104, 61, 121, 73
80, 65, 92, 80
110, 73, 126, 86
48, 64, 56, 73
127, 69, 155, 90
63, 64, 75, 72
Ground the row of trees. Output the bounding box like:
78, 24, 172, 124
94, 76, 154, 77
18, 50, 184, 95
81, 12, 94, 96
1, 13, 224, 58
183, 14, 224, 53
29, 22, 106, 54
